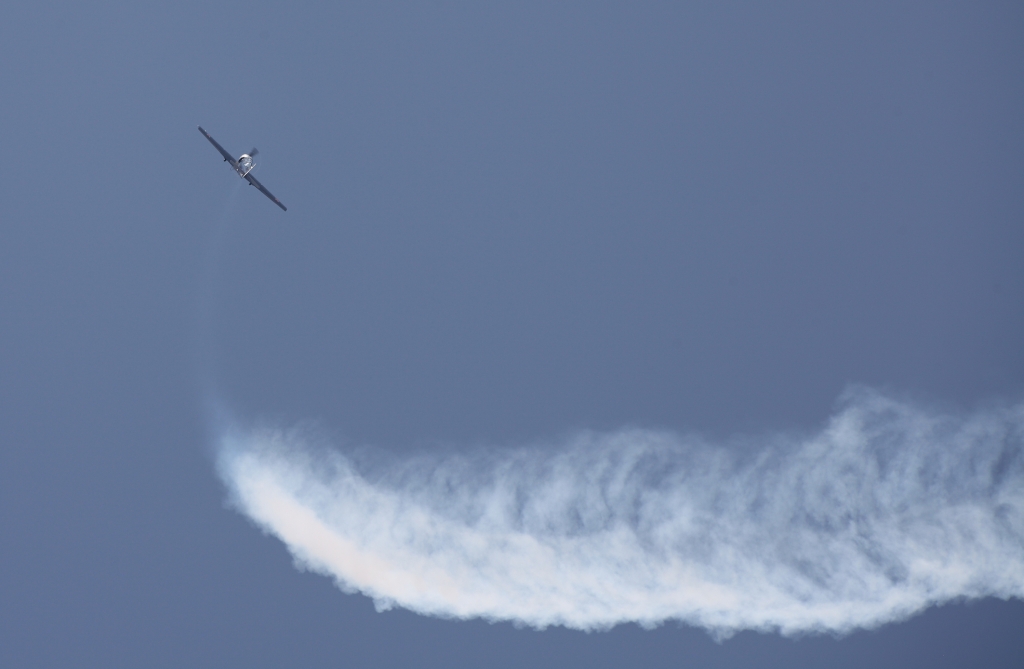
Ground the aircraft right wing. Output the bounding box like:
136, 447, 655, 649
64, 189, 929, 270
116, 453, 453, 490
198, 126, 237, 165
245, 172, 288, 211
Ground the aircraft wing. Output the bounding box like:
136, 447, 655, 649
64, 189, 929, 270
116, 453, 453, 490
245, 173, 288, 211
198, 126, 237, 165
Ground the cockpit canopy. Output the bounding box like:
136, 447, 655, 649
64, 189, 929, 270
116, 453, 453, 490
236, 154, 255, 177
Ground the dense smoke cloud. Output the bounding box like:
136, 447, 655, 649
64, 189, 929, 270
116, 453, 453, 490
216, 388, 1024, 637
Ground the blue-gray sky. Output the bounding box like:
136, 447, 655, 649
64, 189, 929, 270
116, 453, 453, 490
2, 2, 1023, 667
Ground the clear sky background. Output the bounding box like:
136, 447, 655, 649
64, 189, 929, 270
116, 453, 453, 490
2, 2, 1022, 667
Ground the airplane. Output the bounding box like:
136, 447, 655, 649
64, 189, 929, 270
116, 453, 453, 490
198, 126, 287, 211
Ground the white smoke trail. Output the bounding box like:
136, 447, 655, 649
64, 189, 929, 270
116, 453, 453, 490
216, 388, 1024, 637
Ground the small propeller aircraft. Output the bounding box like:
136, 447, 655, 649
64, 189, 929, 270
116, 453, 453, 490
198, 126, 287, 211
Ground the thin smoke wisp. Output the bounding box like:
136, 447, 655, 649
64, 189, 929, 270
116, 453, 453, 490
216, 388, 1024, 637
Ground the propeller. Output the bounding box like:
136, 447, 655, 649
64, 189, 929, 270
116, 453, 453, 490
249, 147, 259, 157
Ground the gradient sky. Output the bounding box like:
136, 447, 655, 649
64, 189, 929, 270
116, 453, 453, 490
2, 2, 1022, 667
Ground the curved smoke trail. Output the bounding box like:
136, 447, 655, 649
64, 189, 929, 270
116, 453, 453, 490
215, 388, 1024, 638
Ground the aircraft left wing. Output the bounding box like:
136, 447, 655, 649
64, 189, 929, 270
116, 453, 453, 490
245, 173, 288, 211
198, 126, 237, 165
